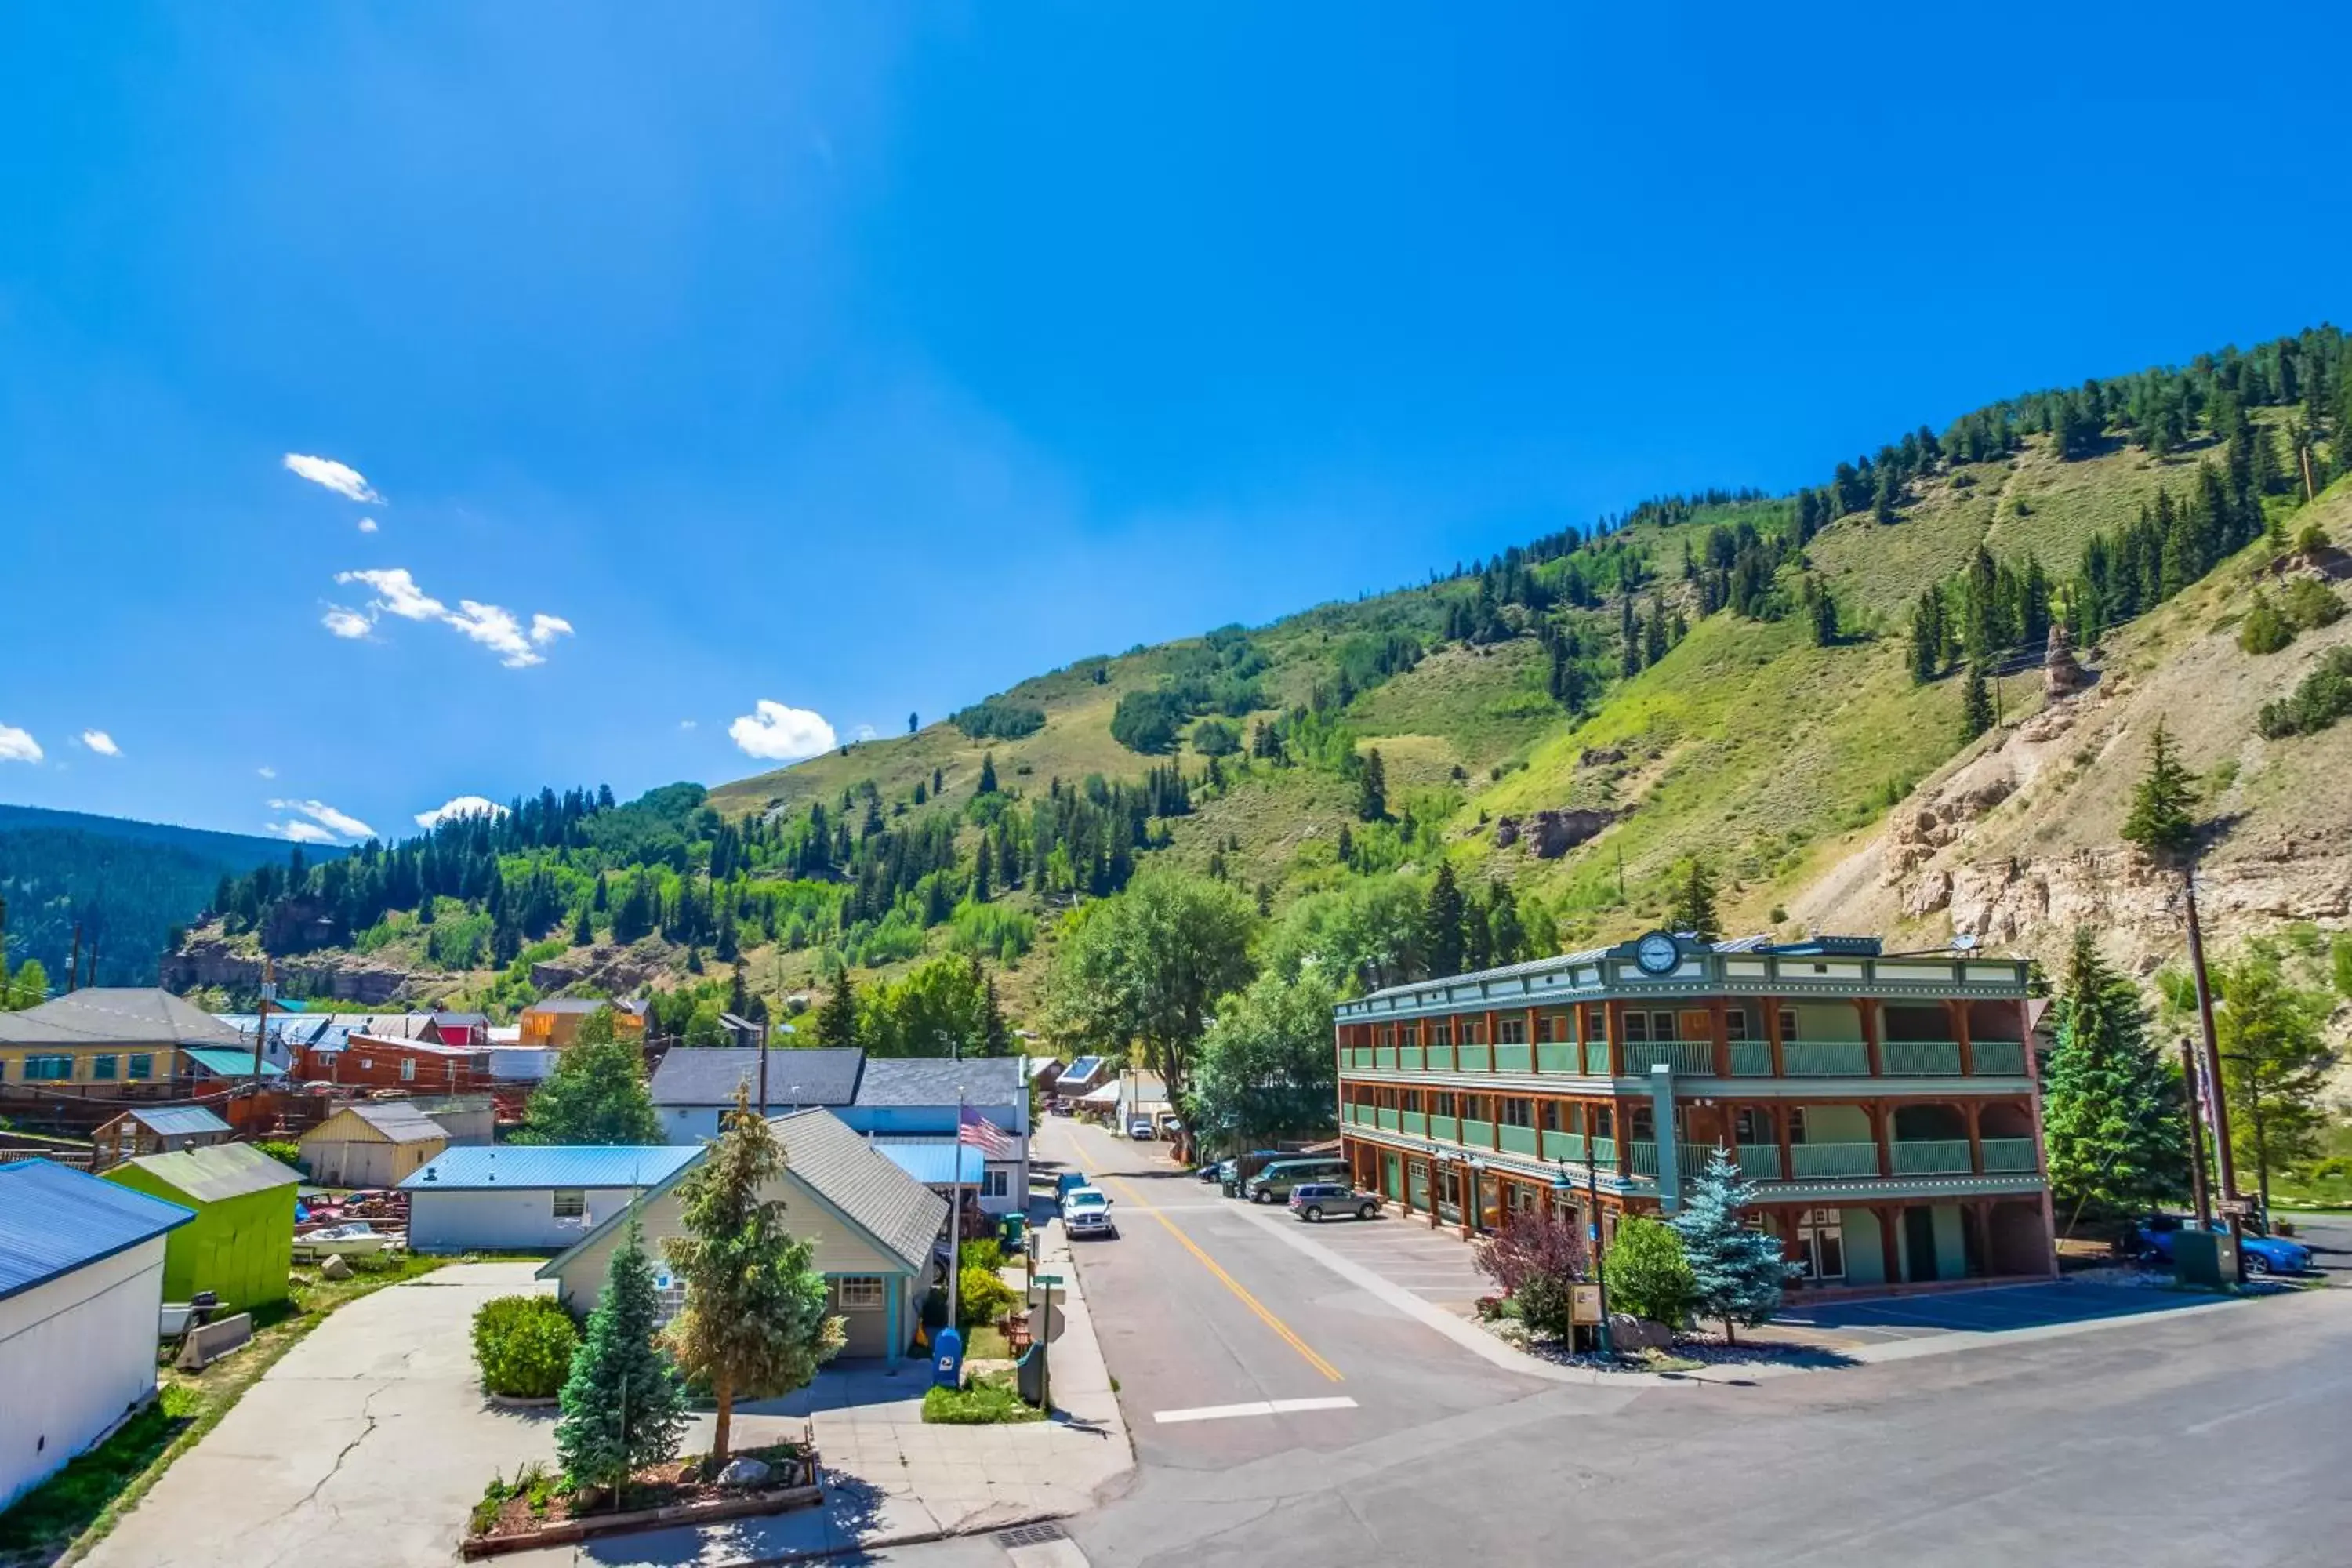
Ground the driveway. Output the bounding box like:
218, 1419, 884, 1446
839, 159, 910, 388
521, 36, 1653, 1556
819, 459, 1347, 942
85, 1262, 556, 1568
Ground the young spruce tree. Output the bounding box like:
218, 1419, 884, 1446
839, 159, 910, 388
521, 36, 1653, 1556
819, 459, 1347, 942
1958, 663, 1994, 742
2042, 930, 2187, 1228
554, 1218, 688, 1494
1668, 859, 1720, 942
814, 967, 859, 1050
2119, 718, 2198, 857
1670, 1147, 1794, 1345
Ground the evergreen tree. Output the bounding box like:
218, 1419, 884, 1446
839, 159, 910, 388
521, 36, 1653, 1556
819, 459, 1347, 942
554, 1218, 688, 1493
2119, 718, 2198, 857
1806, 576, 1837, 645
2212, 946, 2340, 1214
1668, 858, 1719, 942
1335, 822, 1354, 867
2042, 930, 2188, 1225
1670, 1147, 1793, 1345
1357, 747, 1388, 822
976, 752, 999, 795
1644, 595, 1668, 666
1619, 593, 1642, 677
979, 968, 1011, 1058
1908, 590, 1944, 683
662, 1088, 844, 1466
1958, 663, 1993, 741
814, 967, 859, 1050
1423, 863, 1467, 978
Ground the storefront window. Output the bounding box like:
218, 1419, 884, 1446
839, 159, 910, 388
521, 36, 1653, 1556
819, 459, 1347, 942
1796, 1208, 1846, 1280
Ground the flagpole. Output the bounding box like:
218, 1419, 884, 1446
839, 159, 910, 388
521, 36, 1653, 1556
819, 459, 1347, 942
947, 1090, 964, 1334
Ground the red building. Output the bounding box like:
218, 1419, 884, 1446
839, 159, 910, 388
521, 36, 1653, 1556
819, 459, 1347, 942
299, 1032, 492, 1095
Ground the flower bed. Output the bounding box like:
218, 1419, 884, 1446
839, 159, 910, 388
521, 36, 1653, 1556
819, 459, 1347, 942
460, 1444, 820, 1559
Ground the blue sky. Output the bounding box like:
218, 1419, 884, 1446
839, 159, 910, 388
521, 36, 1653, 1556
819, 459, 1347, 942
2, 3, 2345, 844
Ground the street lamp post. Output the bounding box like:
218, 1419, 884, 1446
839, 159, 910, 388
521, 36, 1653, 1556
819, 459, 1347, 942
1568, 1157, 1613, 1359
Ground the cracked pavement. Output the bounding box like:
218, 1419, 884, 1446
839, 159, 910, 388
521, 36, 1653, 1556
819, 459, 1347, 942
83, 1262, 557, 1568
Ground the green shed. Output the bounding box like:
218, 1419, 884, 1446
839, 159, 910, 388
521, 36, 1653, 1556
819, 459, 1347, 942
104, 1141, 299, 1310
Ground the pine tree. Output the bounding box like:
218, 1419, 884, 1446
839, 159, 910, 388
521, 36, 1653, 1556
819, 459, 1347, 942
815, 967, 858, 1050
2042, 930, 2187, 1225
554, 1218, 688, 1492
980, 969, 1011, 1058
1908, 590, 1944, 683
1644, 595, 1668, 666
1620, 593, 1642, 677
1806, 576, 1837, 645
1958, 663, 1993, 741
662, 1088, 844, 1466
572, 903, 593, 946
1669, 1147, 1792, 1345
1335, 822, 1354, 867
1668, 859, 1719, 942
976, 753, 999, 795
1424, 863, 1467, 978
2119, 718, 2197, 857
1357, 747, 1388, 822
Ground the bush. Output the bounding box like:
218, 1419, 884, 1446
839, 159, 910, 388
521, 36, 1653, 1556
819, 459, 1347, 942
1473, 1210, 1588, 1340
1191, 717, 1241, 757
957, 1237, 1004, 1276
254, 1138, 304, 1170
2237, 591, 2293, 654
472, 1295, 581, 1398
1109, 688, 1187, 753
2257, 647, 2352, 739
1604, 1216, 1697, 1329
955, 1265, 1017, 1331
2280, 576, 2346, 632
922, 1372, 1043, 1424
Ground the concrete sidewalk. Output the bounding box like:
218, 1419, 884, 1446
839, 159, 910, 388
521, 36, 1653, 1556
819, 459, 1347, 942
505, 1213, 1133, 1566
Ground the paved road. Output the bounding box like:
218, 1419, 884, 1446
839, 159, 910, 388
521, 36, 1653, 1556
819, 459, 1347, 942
890, 1134, 2352, 1568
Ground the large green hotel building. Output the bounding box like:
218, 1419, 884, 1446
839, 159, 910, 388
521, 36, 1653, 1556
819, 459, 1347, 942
1332, 932, 2057, 1291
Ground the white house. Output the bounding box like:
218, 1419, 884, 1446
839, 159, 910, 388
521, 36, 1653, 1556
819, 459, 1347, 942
648, 1046, 866, 1143
536, 1109, 946, 1360
0, 1160, 195, 1508
401, 1145, 702, 1254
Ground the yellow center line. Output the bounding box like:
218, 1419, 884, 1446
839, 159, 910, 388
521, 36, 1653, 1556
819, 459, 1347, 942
1101, 1171, 1345, 1383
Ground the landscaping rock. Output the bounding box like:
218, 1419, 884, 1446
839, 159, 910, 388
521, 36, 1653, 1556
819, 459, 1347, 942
716, 1457, 771, 1490
319, 1253, 353, 1280
1607, 1313, 1675, 1353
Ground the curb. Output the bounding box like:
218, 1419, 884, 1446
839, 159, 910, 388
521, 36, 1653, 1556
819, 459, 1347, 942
719, 1509, 1073, 1566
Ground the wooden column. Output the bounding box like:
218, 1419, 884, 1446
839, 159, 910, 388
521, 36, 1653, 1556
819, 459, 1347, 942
1968, 1199, 1993, 1278
1777, 1102, 1796, 1184
1605, 1000, 1626, 1076
1880, 1204, 1905, 1284
1764, 995, 1786, 1076
1526, 1005, 1541, 1073
1857, 998, 1882, 1077
1450, 1014, 1463, 1073
1947, 998, 1975, 1076
1871, 1099, 1893, 1178
1965, 1100, 1984, 1175
1708, 997, 1732, 1077
1485, 1008, 1501, 1073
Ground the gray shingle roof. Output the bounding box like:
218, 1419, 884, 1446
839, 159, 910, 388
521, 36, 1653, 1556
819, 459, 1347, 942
771, 1109, 948, 1275
853, 1056, 1022, 1112
649, 1047, 864, 1108
347, 1102, 448, 1143
0, 988, 245, 1047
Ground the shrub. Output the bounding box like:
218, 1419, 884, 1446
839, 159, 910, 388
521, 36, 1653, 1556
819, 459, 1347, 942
1473, 1210, 1588, 1340
2237, 591, 2292, 654
955, 1265, 1017, 1331
957, 1236, 1004, 1276
254, 1138, 304, 1169
1191, 717, 1241, 757
1604, 1216, 1697, 1329
2257, 647, 2352, 739
2280, 577, 2346, 633
922, 1372, 1043, 1424
472, 1295, 582, 1399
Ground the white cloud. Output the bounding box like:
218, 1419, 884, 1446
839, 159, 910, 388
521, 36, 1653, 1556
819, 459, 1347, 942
257, 765, 278, 779
0, 724, 40, 764
79, 729, 122, 757
267, 819, 340, 845
851, 723, 878, 742
283, 452, 383, 503
414, 794, 510, 829
728, 700, 838, 761
268, 797, 376, 840
326, 568, 569, 668
336, 567, 444, 621
357, 517, 379, 534
678, 718, 698, 731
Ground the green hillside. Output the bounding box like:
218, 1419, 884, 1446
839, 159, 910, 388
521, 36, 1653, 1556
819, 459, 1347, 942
0, 805, 339, 989
158, 325, 2350, 1031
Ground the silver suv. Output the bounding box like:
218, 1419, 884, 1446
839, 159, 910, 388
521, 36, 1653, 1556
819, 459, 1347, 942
1287, 1181, 1380, 1222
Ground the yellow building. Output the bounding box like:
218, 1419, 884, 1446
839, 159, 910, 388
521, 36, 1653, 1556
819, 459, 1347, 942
516, 997, 646, 1049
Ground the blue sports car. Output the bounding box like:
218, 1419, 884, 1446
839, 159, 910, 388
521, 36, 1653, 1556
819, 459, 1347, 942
2133, 1215, 2311, 1276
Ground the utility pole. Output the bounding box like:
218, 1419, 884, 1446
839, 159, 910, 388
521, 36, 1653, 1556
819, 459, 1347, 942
67, 923, 82, 993
2181, 873, 2238, 1203
2180, 1037, 2212, 1229
248, 958, 274, 1133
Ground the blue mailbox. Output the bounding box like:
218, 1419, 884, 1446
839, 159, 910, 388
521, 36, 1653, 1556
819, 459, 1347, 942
931, 1325, 964, 1389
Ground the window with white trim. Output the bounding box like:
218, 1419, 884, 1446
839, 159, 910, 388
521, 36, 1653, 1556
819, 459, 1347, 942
837, 1276, 887, 1310
1795, 1208, 1846, 1280
981, 1168, 1011, 1199
550, 1189, 586, 1220
400, 1058, 417, 1082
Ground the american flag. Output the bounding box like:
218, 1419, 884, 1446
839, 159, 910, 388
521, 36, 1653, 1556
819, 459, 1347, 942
958, 1104, 1013, 1160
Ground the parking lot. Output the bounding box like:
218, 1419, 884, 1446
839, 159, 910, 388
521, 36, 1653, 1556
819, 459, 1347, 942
1257, 1203, 1494, 1314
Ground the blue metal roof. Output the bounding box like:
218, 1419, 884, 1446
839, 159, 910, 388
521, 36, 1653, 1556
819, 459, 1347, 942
117, 1105, 233, 1138
398, 1145, 702, 1192
0, 1159, 196, 1301
182, 1047, 289, 1079
873, 1140, 985, 1186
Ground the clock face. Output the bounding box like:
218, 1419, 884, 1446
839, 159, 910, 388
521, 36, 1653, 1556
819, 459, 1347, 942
1635, 933, 1679, 975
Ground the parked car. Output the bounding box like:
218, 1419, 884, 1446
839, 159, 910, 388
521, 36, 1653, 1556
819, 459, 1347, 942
1219, 1149, 1299, 1195
2132, 1214, 2311, 1276
1054, 1171, 1092, 1210
1287, 1181, 1380, 1223
1194, 1160, 1227, 1181
1245, 1158, 1350, 1204
1155, 1110, 1183, 1138
1062, 1187, 1118, 1239
1126, 1116, 1156, 1139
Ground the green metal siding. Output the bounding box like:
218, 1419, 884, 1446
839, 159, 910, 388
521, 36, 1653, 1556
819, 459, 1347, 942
104, 1167, 294, 1309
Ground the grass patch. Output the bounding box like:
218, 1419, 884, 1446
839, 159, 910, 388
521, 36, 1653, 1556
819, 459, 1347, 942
0, 1251, 459, 1564
962, 1324, 1013, 1360
921, 1373, 1044, 1425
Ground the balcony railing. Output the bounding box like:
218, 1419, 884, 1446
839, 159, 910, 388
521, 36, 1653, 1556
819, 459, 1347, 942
1780, 1040, 1871, 1076
1461, 1117, 1496, 1149
1891, 1139, 1973, 1175
1732, 1142, 1782, 1181
1540, 1130, 1587, 1163
1401, 1111, 1428, 1138
1727, 1040, 1773, 1076
1584, 1041, 1611, 1076
1787, 1142, 1881, 1179
1376, 1107, 1399, 1132
1499, 1123, 1539, 1158
1458, 1044, 1492, 1072
1625, 1040, 1716, 1076
1971, 1040, 2027, 1076
1628, 1141, 1723, 1178
1882, 1040, 1963, 1076
1590, 1137, 1617, 1167
1537, 1042, 1581, 1073
1980, 1137, 2038, 1172
1495, 1042, 1532, 1073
